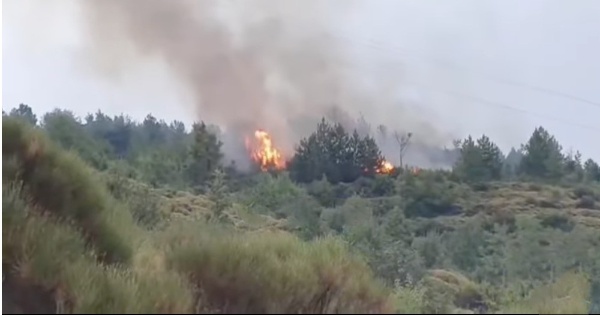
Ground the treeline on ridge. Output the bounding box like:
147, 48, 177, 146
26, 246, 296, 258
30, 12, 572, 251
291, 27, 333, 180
5, 103, 599, 189
3, 104, 600, 314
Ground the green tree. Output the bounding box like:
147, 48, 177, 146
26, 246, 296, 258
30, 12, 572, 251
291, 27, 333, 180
186, 122, 223, 187
41, 109, 110, 169
583, 159, 600, 182
453, 135, 504, 182
289, 118, 385, 184
9, 103, 38, 126
84, 112, 134, 157
519, 127, 565, 181
208, 168, 231, 222
503, 147, 523, 179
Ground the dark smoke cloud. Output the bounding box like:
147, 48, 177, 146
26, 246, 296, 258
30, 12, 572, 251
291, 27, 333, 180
78, 0, 458, 169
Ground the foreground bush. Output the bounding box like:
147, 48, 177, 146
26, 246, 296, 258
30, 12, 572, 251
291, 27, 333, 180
3, 117, 134, 264
422, 270, 489, 314
2, 184, 194, 313
162, 223, 393, 314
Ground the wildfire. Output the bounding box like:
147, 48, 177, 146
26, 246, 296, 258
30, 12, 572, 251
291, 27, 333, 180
377, 160, 395, 174
245, 129, 286, 171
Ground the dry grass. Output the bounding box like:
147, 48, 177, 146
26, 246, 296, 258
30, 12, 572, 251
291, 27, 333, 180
462, 181, 600, 231
424, 270, 488, 313
164, 191, 214, 221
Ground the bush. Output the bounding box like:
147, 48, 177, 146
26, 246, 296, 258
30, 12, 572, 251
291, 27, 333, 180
422, 270, 489, 314
2, 183, 193, 313
104, 173, 165, 229
539, 211, 575, 232
576, 195, 596, 209
162, 223, 393, 314
392, 285, 426, 314
573, 185, 596, 199
3, 118, 134, 264
400, 174, 463, 218
500, 271, 591, 314
239, 172, 303, 214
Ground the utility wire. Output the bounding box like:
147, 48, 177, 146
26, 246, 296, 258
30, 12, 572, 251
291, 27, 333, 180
214, 1, 600, 131
329, 30, 600, 109
322, 56, 600, 133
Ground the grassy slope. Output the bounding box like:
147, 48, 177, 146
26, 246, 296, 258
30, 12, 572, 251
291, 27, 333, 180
96, 159, 599, 314
3, 117, 596, 313
2, 118, 393, 313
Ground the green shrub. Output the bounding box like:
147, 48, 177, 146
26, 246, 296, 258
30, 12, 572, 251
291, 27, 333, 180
240, 172, 303, 214
162, 223, 393, 314
422, 270, 489, 314
500, 271, 591, 314
3, 118, 134, 264
399, 174, 463, 218
104, 173, 165, 229
2, 183, 194, 313
392, 285, 426, 314
539, 211, 575, 232
576, 195, 596, 209
573, 185, 596, 199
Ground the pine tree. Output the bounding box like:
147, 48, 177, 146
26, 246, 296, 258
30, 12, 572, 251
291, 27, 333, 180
186, 122, 223, 187
289, 117, 385, 184
519, 127, 565, 181
584, 159, 600, 182
9, 103, 38, 126
208, 168, 230, 223
477, 135, 505, 180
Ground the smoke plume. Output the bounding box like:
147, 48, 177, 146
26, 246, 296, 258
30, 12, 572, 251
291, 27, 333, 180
78, 0, 457, 169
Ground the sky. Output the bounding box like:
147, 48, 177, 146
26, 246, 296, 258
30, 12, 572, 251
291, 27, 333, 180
3, 0, 600, 161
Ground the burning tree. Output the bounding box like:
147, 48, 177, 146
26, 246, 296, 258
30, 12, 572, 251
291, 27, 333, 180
245, 129, 286, 172
288, 118, 391, 184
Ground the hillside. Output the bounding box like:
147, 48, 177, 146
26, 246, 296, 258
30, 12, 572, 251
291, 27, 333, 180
3, 107, 600, 314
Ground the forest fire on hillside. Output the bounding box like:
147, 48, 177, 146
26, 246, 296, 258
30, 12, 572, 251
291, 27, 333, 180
377, 161, 395, 174
245, 129, 286, 171
245, 129, 398, 175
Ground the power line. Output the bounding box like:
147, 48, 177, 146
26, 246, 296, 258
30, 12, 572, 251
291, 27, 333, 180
209, 2, 600, 131
322, 56, 600, 133
319, 29, 600, 109
216, 1, 600, 109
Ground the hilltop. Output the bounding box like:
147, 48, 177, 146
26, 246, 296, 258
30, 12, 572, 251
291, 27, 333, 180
3, 106, 600, 314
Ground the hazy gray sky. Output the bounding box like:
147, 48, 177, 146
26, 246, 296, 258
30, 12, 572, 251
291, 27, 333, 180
3, 0, 600, 160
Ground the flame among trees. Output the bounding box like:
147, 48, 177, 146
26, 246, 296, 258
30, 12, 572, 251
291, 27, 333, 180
288, 118, 393, 184
186, 116, 395, 187
7, 104, 599, 190
245, 129, 286, 171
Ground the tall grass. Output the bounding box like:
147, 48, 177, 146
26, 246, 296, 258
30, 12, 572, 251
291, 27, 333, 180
2, 183, 194, 313
3, 118, 134, 263
161, 222, 394, 314
2, 117, 397, 313
499, 271, 591, 314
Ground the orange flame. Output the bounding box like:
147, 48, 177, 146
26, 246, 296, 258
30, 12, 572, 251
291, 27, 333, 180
245, 129, 286, 171
377, 160, 395, 174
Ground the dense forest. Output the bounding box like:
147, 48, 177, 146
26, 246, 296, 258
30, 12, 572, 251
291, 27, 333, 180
3, 103, 600, 314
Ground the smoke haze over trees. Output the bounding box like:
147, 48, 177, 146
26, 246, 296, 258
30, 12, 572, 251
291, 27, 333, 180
7, 0, 599, 169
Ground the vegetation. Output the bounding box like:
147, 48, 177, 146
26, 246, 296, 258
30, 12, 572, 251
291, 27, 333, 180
3, 104, 600, 314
